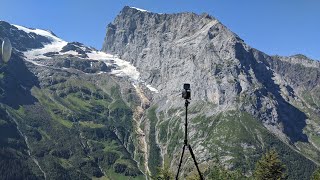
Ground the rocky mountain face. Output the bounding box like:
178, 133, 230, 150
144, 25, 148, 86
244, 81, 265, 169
1, 6, 320, 180
102, 6, 320, 179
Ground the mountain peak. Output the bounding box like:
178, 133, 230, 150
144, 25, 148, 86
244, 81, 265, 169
13, 24, 60, 41
129, 6, 149, 12
120, 6, 219, 19
290, 54, 310, 60
121, 6, 151, 15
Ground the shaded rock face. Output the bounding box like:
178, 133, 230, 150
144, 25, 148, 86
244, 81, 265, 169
0, 21, 50, 51
60, 42, 93, 58
0, 53, 39, 109
269, 55, 320, 91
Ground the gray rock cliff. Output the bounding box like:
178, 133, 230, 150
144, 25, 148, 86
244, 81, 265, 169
102, 6, 320, 179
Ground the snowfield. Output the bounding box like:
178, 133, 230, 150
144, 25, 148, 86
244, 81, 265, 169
13, 24, 68, 59
13, 24, 159, 93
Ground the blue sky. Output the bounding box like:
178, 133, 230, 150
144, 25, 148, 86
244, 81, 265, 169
1, 0, 319, 60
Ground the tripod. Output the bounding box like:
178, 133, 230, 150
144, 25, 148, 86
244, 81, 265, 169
176, 99, 204, 180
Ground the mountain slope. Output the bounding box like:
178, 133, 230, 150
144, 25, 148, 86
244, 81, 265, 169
102, 6, 320, 179
0, 20, 160, 179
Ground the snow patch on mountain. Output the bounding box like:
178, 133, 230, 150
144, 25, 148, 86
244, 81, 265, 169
13, 24, 68, 59
12, 24, 158, 93
146, 84, 159, 93
13, 25, 58, 39
85, 51, 141, 81
130, 7, 149, 12
60, 50, 79, 56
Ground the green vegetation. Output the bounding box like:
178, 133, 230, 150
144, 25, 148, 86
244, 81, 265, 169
254, 149, 287, 180
153, 164, 174, 180
0, 71, 143, 179
155, 160, 247, 180
158, 120, 169, 143
302, 91, 319, 108
0, 106, 43, 179
206, 165, 247, 180
157, 107, 316, 180
0, 72, 4, 79
1, 54, 320, 180
147, 106, 162, 176
79, 121, 105, 128
311, 168, 320, 180
166, 117, 183, 157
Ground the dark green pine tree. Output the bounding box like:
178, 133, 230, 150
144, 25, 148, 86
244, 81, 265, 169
311, 168, 320, 180
153, 164, 174, 180
254, 149, 287, 180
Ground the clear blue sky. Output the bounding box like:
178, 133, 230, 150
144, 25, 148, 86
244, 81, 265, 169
1, 0, 319, 60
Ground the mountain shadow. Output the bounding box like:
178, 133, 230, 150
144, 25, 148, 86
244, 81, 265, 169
235, 42, 308, 143
0, 52, 39, 109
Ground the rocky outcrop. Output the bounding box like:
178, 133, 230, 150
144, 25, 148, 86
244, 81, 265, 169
103, 6, 243, 106
0, 21, 50, 51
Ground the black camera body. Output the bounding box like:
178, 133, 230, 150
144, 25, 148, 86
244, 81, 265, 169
182, 83, 191, 100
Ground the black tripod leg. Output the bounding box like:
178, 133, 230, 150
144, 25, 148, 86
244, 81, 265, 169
188, 145, 204, 180
176, 145, 186, 180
